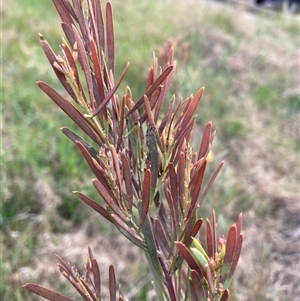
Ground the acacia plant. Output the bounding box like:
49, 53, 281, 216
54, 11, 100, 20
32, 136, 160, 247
24, 0, 243, 300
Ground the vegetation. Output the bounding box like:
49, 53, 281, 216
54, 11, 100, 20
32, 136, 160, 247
2, 0, 299, 300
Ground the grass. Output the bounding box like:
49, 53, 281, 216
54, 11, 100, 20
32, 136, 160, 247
2, 0, 299, 300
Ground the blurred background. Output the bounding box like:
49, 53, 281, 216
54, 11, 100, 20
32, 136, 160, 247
1, 0, 299, 300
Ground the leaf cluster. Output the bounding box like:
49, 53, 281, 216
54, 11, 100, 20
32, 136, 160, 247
24, 1, 243, 300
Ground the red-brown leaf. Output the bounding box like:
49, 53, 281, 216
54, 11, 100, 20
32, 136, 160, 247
121, 149, 133, 211
23, 283, 73, 301
116, 95, 126, 152
91, 258, 101, 297
37, 82, 103, 146
61, 41, 81, 94
90, 38, 106, 110
187, 160, 206, 219
206, 218, 214, 258
157, 94, 174, 135
189, 279, 198, 301
199, 161, 224, 206
190, 270, 205, 300
125, 65, 173, 117
52, 0, 74, 29
190, 218, 203, 238
73, 0, 90, 53
198, 121, 212, 160
222, 224, 237, 274
180, 87, 204, 133
92, 179, 128, 222
74, 191, 111, 222
220, 289, 230, 301
166, 188, 177, 239
109, 265, 117, 301
39, 35, 77, 102
139, 85, 162, 125
175, 242, 203, 277
94, 0, 105, 52
90, 62, 129, 117
146, 66, 154, 89
75, 141, 113, 195
154, 63, 176, 123
177, 151, 186, 213
237, 212, 243, 235
143, 94, 155, 126
205, 264, 215, 295
72, 24, 94, 107
106, 2, 115, 73
153, 219, 173, 256
61, 23, 76, 53
140, 169, 151, 229
111, 214, 146, 250
110, 145, 122, 195
228, 233, 244, 279
168, 163, 179, 226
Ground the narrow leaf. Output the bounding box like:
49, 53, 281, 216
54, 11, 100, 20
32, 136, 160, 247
109, 145, 122, 198
94, 0, 105, 52
125, 65, 173, 117
206, 218, 214, 258
23, 283, 73, 301
190, 218, 203, 238
237, 212, 243, 235
111, 214, 146, 250
158, 94, 174, 135
75, 141, 115, 198
204, 265, 215, 295
37, 82, 103, 146
221, 224, 237, 282
180, 87, 204, 133
90, 63, 129, 117
73, 0, 90, 52
198, 121, 212, 160
39, 35, 77, 102
153, 219, 173, 256
140, 169, 151, 229
199, 161, 224, 206
175, 242, 204, 278
143, 94, 155, 126
106, 2, 115, 73
168, 163, 179, 227
154, 63, 176, 123
166, 188, 177, 240
142, 215, 163, 281
90, 38, 106, 109
190, 270, 205, 300
116, 95, 126, 152
109, 265, 117, 301
228, 233, 244, 279
121, 149, 133, 211
72, 24, 94, 107
187, 160, 206, 219
74, 191, 111, 222
61, 23, 76, 53
146, 125, 158, 193
52, 0, 74, 29
61, 127, 100, 163
91, 258, 101, 297
177, 151, 186, 214
92, 179, 128, 222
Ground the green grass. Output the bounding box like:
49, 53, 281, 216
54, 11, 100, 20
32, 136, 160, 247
2, 0, 299, 300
